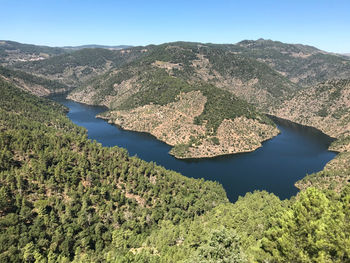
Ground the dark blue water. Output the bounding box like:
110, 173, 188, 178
52, 96, 337, 202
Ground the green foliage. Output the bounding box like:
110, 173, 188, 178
142, 191, 286, 262
261, 187, 350, 262
0, 79, 227, 262
185, 227, 246, 263
193, 83, 274, 132
171, 143, 190, 158
118, 69, 191, 109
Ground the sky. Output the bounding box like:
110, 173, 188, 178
0, 0, 349, 53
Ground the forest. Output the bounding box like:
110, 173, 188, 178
0, 75, 349, 262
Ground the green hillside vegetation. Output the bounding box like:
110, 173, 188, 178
23, 41, 295, 108
0, 66, 70, 95
116, 69, 273, 132
132, 42, 297, 105
0, 74, 349, 262
11, 47, 147, 87
0, 79, 227, 262
235, 39, 350, 86
70, 42, 287, 125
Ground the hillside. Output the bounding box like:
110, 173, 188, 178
0, 77, 348, 262
234, 39, 350, 86
0, 66, 70, 96
11, 47, 147, 87
0, 77, 227, 262
6, 39, 350, 95
68, 42, 285, 158
0, 40, 67, 65
270, 79, 350, 139
269, 79, 350, 191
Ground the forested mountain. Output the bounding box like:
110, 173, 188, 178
7, 39, 350, 95
234, 39, 350, 86
0, 66, 70, 96
0, 40, 67, 65
63, 41, 350, 159
68, 42, 294, 158
0, 76, 349, 262
69, 42, 296, 107
11, 47, 147, 87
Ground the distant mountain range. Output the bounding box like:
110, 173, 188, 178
62, 44, 133, 50
1, 38, 350, 161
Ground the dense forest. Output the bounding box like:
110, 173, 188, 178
0, 73, 349, 262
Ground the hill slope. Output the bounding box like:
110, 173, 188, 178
0, 40, 67, 65
0, 66, 70, 96
11, 47, 147, 87
234, 39, 350, 86
0, 53, 348, 263
68, 42, 284, 158
0, 77, 227, 262
270, 79, 350, 138
270, 79, 350, 191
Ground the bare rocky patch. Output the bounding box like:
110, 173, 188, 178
152, 60, 183, 75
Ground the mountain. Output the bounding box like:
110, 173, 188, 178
0, 40, 67, 65
270, 78, 350, 138
68, 42, 285, 158
11, 47, 147, 87
62, 44, 133, 50
234, 39, 350, 86
0, 76, 348, 262
11, 39, 350, 160
0, 66, 70, 96
269, 78, 350, 191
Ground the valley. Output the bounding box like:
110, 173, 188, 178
0, 38, 349, 262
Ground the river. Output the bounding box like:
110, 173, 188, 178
52, 95, 337, 202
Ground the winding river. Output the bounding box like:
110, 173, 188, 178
52, 95, 337, 202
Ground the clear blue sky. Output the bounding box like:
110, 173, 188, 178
1, 0, 349, 53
